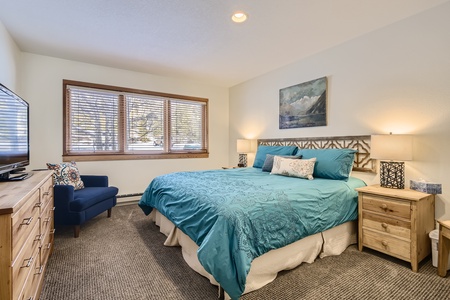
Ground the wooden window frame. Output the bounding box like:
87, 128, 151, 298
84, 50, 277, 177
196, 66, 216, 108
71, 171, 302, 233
63, 80, 209, 162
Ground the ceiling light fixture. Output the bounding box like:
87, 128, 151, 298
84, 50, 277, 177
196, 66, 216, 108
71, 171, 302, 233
232, 11, 247, 23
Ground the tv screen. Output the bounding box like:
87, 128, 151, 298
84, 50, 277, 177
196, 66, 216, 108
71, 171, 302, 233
0, 83, 30, 178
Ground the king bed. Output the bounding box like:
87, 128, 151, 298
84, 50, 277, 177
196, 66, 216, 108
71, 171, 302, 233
138, 136, 374, 299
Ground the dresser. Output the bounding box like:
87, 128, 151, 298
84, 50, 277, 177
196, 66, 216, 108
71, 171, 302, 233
0, 171, 54, 300
356, 185, 435, 272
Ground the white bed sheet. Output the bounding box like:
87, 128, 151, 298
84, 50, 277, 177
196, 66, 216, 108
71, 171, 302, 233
150, 210, 356, 298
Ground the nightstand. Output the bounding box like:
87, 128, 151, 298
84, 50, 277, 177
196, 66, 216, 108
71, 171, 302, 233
356, 185, 435, 272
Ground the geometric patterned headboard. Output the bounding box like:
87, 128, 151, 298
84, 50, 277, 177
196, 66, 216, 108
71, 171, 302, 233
257, 135, 375, 173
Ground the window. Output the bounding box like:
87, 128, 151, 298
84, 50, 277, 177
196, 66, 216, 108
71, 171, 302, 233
63, 80, 208, 161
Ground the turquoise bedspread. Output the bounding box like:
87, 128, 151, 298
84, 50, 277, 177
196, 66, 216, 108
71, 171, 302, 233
139, 168, 366, 299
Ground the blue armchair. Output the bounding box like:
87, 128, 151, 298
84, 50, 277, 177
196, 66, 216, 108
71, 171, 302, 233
54, 175, 118, 238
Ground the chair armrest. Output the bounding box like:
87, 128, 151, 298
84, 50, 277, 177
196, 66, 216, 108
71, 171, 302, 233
80, 175, 109, 187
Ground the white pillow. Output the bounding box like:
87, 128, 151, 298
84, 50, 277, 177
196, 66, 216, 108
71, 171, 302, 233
271, 156, 316, 180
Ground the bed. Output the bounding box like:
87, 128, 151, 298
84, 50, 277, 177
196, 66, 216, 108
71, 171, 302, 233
139, 136, 374, 299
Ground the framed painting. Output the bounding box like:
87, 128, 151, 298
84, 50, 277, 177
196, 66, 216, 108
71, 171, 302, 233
279, 77, 327, 129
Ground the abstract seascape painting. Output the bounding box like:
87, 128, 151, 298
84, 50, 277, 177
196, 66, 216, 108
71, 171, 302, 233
279, 77, 327, 129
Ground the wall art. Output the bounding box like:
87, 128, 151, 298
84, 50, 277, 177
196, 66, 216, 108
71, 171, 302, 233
279, 76, 327, 129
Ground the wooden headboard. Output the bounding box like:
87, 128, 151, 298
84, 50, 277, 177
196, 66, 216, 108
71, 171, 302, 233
257, 135, 375, 173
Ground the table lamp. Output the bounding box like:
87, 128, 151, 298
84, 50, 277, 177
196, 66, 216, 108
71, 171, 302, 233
236, 139, 251, 167
370, 133, 413, 189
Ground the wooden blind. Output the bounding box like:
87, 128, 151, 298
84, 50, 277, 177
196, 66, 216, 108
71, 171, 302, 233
63, 80, 208, 160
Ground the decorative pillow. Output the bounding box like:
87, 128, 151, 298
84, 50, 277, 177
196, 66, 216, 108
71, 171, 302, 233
46, 162, 84, 190
270, 156, 316, 180
253, 145, 298, 168
262, 154, 303, 172
296, 148, 356, 180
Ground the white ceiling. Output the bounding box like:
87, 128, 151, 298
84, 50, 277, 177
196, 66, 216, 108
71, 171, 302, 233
0, 0, 448, 87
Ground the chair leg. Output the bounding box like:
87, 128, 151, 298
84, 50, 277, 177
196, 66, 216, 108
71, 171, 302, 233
107, 208, 112, 218
74, 225, 80, 238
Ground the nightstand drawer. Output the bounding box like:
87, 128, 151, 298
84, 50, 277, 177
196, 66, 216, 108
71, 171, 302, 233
362, 211, 411, 239
362, 194, 410, 219
363, 228, 410, 261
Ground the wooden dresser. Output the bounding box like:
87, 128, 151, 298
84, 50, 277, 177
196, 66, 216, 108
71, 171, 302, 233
357, 184, 435, 272
0, 171, 54, 300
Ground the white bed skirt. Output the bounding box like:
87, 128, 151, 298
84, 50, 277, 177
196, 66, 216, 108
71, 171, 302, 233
149, 210, 357, 298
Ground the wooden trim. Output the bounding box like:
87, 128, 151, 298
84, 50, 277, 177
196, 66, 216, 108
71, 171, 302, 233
258, 135, 374, 173
62, 79, 208, 103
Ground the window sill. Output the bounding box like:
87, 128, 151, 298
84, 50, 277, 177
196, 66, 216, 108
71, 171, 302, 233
63, 152, 209, 162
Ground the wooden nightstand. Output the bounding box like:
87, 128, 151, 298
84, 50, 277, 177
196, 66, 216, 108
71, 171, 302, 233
356, 185, 435, 272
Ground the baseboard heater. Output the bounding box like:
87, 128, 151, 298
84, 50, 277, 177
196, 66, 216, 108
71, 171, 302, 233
116, 192, 143, 205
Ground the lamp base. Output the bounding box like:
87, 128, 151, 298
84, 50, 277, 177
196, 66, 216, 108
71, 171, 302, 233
238, 154, 248, 168
380, 161, 405, 189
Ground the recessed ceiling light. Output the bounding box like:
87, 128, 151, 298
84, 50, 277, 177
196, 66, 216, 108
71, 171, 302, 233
232, 11, 247, 23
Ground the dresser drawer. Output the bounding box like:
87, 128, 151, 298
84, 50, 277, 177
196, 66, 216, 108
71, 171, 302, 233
40, 200, 54, 237
12, 222, 40, 300
40, 178, 53, 214
362, 211, 411, 240
17, 246, 41, 300
363, 228, 410, 261
362, 194, 411, 219
41, 229, 53, 267
12, 190, 41, 260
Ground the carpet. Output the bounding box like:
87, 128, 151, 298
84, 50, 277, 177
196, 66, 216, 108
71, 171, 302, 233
40, 205, 450, 299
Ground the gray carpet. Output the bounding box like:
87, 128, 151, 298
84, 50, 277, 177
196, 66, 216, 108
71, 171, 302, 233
41, 205, 450, 300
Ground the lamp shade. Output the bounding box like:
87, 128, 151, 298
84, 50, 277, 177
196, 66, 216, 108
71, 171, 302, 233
371, 134, 413, 161
236, 139, 251, 153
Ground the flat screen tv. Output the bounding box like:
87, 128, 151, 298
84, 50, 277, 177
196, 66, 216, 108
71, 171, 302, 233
0, 83, 31, 181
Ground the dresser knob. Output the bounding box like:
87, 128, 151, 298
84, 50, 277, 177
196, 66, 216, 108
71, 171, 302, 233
381, 223, 388, 229
381, 204, 388, 210
381, 240, 388, 247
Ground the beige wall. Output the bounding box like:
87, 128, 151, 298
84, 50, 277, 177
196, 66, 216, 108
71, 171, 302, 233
17, 54, 229, 195
229, 3, 450, 221
0, 20, 21, 91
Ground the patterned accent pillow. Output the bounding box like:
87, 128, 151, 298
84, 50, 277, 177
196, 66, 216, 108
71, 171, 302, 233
46, 162, 85, 190
270, 156, 316, 180
262, 154, 303, 172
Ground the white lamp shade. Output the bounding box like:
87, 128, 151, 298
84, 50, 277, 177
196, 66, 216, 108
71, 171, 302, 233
371, 134, 413, 161
236, 139, 251, 153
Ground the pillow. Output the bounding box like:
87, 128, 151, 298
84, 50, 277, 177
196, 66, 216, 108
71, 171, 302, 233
296, 148, 356, 180
270, 156, 316, 180
46, 162, 84, 190
262, 154, 303, 172
253, 145, 298, 168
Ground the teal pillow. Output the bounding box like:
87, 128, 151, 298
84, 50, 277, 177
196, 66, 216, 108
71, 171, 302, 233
253, 145, 298, 168
296, 148, 356, 180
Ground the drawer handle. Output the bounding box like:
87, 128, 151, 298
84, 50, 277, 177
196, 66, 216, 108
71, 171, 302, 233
21, 256, 33, 268
27, 297, 34, 300
52, 206, 56, 211
35, 265, 44, 275
44, 216, 52, 223
20, 217, 33, 226
381, 223, 388, 229
380, 204, 388, 211
35, 233, 44, 242
34, 202, 42, 208
50, 229, 56, 234
43, 191, 50, 196
47, 242, 52, 249
381, 240, 388, 247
